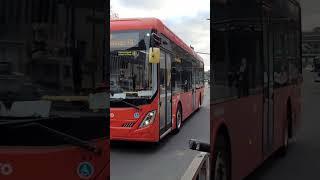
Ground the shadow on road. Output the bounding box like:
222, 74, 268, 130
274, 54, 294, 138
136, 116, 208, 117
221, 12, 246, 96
111, 133, 175, 154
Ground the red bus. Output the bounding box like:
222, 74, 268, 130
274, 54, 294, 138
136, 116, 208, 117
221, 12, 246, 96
0, 77, 109, 180
211, 0, 302, 179
110, 18, 205, 142
0, 2, 109, 179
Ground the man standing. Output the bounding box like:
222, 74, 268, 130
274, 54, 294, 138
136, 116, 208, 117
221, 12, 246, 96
238, 58, 249, 97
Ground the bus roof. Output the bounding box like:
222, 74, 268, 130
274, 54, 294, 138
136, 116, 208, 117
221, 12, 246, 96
111, 18, 204, 63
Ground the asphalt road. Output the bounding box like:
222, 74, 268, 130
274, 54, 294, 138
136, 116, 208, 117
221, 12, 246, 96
246, 70, 320, 179
110, 86, 210, 180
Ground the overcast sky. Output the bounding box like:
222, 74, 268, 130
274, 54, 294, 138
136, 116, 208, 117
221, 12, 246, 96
110, 0, 317, 71
110, 0, 210, 71
301, 0, 320, 31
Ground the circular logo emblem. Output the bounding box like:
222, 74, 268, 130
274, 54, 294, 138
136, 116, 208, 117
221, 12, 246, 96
0, 163, 13, 175
134, 112, 140, 119
110, 113, 114, 118
77, 162, 94, 179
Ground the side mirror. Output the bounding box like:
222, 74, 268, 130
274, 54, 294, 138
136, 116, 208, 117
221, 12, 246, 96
149, 47, 160, 64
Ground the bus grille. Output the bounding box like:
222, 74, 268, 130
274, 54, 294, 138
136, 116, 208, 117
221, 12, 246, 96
122, 122, 135, 127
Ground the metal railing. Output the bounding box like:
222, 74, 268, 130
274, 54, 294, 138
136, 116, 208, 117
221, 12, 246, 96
181, 152, 210, 180
181, 139, 211, 180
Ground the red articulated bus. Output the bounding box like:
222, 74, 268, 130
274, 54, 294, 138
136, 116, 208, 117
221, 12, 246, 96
211, 0, 302, 179
110, 18, 205, 142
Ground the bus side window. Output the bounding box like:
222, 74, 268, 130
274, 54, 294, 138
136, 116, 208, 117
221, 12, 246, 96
172, 59, 182, 94
160, 51, 166, 90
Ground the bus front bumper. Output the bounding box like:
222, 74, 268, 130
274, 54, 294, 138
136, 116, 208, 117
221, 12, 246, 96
110, 125, 159, 142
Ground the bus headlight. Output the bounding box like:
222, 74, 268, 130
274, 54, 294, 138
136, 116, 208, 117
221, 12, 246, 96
139, 110, 157, 128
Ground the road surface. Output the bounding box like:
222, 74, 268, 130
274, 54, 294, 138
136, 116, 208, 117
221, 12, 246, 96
110, 86, 210, 180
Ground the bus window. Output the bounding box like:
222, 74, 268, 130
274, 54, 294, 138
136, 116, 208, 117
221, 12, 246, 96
213, 28, 263, 101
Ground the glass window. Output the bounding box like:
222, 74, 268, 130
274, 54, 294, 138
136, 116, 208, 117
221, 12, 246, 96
191, 59, 196, 89
212, 29, 231, 101
110, 30, 156, 104
201, 62, 204, 86
160, 50, 166, 93
172, 57, 182, 94
182, 56, 192, 92
0, 4, 107, 146
213, 26, 263, 101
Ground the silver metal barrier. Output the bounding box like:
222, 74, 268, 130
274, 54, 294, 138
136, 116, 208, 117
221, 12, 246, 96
180, 152, 210, 180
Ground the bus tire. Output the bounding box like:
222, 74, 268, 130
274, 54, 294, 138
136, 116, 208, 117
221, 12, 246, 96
173, 105, 182, 134
213, 135, 231, 180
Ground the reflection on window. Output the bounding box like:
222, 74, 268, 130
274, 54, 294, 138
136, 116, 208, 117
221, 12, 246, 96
172, 44, 204, 94
213, 29, 263, 100
110, 30, 154, 100
0, 2, 107, 146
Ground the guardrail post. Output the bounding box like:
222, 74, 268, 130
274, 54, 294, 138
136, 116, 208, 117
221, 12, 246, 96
181, 152, 210, 180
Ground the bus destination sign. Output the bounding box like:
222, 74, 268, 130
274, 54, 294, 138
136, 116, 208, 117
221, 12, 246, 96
110, 32, 139, 49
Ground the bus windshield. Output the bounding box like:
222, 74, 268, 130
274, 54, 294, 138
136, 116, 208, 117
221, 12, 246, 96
0, 11, 107, 147
110, 30, 157, 101
0, 67, 107, 147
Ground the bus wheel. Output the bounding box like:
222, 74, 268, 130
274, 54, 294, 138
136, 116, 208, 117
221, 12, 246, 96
213, 135, 231, 180
174, 106, 182, 134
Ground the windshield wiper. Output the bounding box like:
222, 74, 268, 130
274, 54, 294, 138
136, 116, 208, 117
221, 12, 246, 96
13, 122, 101, 154
110, 98, 141, 110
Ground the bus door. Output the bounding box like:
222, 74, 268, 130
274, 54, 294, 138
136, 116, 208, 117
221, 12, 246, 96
262, 7, 274, 155
159, 50, 172, 136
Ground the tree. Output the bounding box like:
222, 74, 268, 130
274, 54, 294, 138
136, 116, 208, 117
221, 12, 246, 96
110, 6, 119, 19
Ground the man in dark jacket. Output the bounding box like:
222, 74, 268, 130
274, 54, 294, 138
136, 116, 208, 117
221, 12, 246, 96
237, 58, 249, 97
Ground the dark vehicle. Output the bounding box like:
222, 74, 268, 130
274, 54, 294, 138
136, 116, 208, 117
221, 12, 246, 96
184, 0, 302, 179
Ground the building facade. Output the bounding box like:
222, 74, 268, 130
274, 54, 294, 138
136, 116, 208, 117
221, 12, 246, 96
302, 28, 320, 67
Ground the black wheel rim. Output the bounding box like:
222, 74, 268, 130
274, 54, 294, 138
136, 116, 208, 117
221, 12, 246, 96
177, 109, 181, 129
